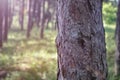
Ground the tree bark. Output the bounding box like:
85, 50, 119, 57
8, 0, 14, 29
19, 0, 25, 30
0, 1, 4, 48
3, 0, 9, 41
115, 0, 120, 76
36, 0, 41, 27
56, 0, 107, 80
27, 0, 33, 38
40, 0, 45, 39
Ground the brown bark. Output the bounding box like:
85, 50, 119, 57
115, 0, 120, 76
56, 0, 107, 80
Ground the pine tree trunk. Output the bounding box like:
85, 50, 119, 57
56, 0, 107, 80
3, 0, 9, 41
27, 0, 33, 38
0, 1, 4, 48
40, 0, 45, 39
36, 0, 41, 27
8, 0, 13, 28
115, 0, 120, 76
19, 0, 25, 30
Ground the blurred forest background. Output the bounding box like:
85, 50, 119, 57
0, 0, 119, 80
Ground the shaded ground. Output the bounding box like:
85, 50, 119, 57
0, 27, 57, 80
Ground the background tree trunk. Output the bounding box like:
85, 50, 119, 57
0, 1, 4, 48
115, 0, 120, 76
40, 0, 45, 39
36, 0, 41, 27
19, 0, 25, 30
56, 0, 107, 80
8, 0, 13, 28
27, 0, 33, 38
3, 0, 9, 41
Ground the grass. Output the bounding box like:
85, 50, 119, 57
0, 27, 57, 80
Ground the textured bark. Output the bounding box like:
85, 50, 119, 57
115, 0, 120, 76
56, 0, 107, 80
0, 1, 4, 48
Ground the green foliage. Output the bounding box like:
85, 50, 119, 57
103, 5, 116, 80
103, 2, 117, 25
103, 2, 117, 79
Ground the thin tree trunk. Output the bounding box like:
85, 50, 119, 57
36, 0, 41, 27
40, 0, 45, 39
3, 0, 9, 41
45, 1, 51, 29
32, 0, 37, 19
8, 1, 13, 29
56, 0, 107, 80
19, 0, 25, 30
9, 0, 14, 29
115, 0, 120, 76
0, 1, 4, 48
27, 0, 33, 38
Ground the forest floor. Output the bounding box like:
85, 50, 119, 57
0, 24, 117, 80
0, 26, 57, 80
